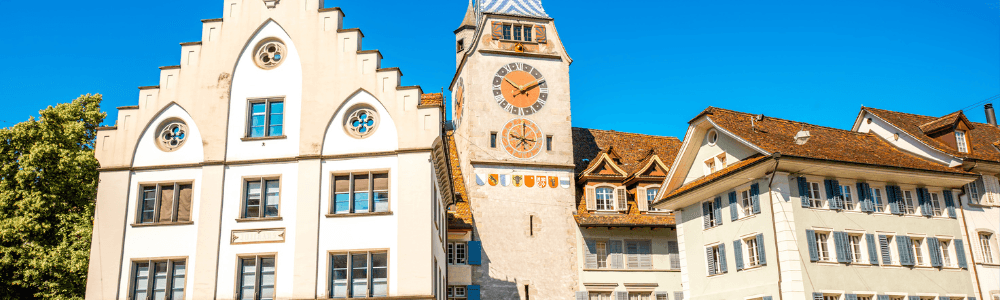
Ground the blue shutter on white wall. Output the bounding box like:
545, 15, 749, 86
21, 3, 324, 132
955, 239, 968, 269
733, 239, 744, 271
927, 237, 942, 267
857, 182, 871, 212
866, 234, 880, 265
468, 241, 482, 265
706, 247, 716, 275
806, 229, 819, 262
917, 188, 932, 217
751, 183, 761, 214
891, 186, 905, 215
813, 292, 824, 300
729, 191, 739, 221
834, 231, 849, 263
896, 235, 913, 266
943, 190, 957, 218
467, 285, 481, 300
757, 234, 767, 266
703, 202, 712, 229
718, 243, 728, 273
763, 296, 772, 300
879, 235, 892, 265
799, 177, 811, 207
714, 197, 723, 226
886, 185, 900, 214
824, 179, 839, 209
877, 295, 890, 300
846, 294, 858, 300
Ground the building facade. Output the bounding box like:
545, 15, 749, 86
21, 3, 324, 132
85, 1, 448, 299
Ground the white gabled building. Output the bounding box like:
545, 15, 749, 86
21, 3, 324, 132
85, 1, 449, 299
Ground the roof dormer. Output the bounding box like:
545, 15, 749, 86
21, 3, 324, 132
919, 111, 975, 153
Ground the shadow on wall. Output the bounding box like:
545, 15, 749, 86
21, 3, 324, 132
471, 227, 523, 299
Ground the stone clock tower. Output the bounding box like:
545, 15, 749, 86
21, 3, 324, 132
449, 0, 578, 298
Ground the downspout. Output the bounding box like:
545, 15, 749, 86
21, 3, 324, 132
957, 188, 986, 300
766, 153, 784, 300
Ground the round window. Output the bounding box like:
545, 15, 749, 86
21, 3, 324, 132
707, 129, 719, 146
344, 106, 380, 139
254, 38, 286, 70
156, 120, 188, 152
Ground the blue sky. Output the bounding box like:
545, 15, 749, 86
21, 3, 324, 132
1, 0, 997, 138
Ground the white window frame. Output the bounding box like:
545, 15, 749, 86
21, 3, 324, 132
912, 237, 926, 266
447, 286, 467, 300
822, 294, 841, 300
981, 232, 995, 264
739, 188, 753, 217
956, 130, 968, 153
929, 192, 943, 217
589, 292, 613, 300
903, 190, 917, 215
705, 158, 717, 174
815, 231, 832, 262
704, 200, 718, 228
842, 184, 855, 211
595, 240, 609, 268
595, 186, 615, 211
744, 236, 761, 267
871, 187, 886, 213
646, 186, 663, 212
807, 181, 823, 208
447, 242, 467, 265
939, 238, 954, 267
849, 234, 865, 264
629, 292, 652, 300
967, 181, 981, 205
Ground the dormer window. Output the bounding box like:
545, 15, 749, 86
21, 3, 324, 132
956, 130, 968, 153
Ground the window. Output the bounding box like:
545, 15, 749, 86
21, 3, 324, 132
807, 181, 823, 207
745, 237, 760, 267
930, 192, 943, 217
646, 187, 662, 212
940, 239, 953, 267
625, 240, 653, 269
596, 187, 615, 211
243, 178, 279, 219
131, 259, 185, 300
330, 251, 388, 298
872, 188, 885, 212
590, 293, 612, 300
704, 200, 718, 227
629, 293, 651, 300
546, 135, 553, 151
333, 172, 389, 214
247, 99, 283, 138
849, 235, 864, 263
448, 242, 467, 265
982, 233, 995, 264
707, 130, 718, 145
956, 130, 968, 153
137, 182, 193, 224
967, 181, 981, 204
238, 256, 275, 300
501, 24, 512, 40
912, 237, 925, 266
708, 244, 723, 275
490, 132, 497, 148
499, 24, 534, 42
456, 39, 464, 52
842, 185, 855, 210
448, 286, 467, 300
740, 189, 753, 216
716, 153, 728, 169
705, 158, 716, 174
815, 232, 831, 262
903, 190, 916, 215
823, 295, 839, 300
595, 241, 608, 268
857, 296, 873, 300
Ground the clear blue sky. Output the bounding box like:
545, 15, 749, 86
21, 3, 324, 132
1, 0, 997, 138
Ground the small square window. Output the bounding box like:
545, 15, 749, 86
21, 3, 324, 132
243, 178, 279, 219
332, 172, 390, 215
247, 99, 284, 138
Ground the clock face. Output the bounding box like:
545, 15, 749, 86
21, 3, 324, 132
492, 62, 548, 116
454, 78, 465, 127
500, 118, 544, 159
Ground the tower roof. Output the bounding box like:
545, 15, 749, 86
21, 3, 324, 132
479, 0, 549, 18
459, 1, 477, 28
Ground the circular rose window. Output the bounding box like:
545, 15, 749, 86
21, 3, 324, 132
344, 106, 379, 139
254, 38, 286, 70
157, 120, 188, 152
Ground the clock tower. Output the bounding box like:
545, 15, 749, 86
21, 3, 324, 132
449, 0, 578, 298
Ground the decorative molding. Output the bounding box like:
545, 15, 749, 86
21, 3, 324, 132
97, 149, 434, 172
263, 0, 279, 9
470, 159, 575, 169
479, 49, 562, 60
231, 228, 285, 245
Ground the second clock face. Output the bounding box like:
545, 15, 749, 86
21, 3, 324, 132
454, 78, 465, 127
501, 118, 543, 159
492, 62, 548, 116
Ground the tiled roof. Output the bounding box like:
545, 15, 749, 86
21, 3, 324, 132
420, 93, 444, 107
444, 131, 473, 230
704, 107, 965, 174
864, 107, 1000, 162
572, 128, 682, 176
917, 111, 970, 135
479, 0, 549, 18
661, 154, 770, 199
574, 185, 676, 227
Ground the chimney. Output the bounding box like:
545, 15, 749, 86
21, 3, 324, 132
986, 104, 997, 126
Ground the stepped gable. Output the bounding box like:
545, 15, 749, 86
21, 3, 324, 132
865, 107, 1000, 162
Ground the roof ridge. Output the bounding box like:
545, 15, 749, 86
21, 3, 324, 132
572, 127, 681, 140
867, 106, 998, 128
711, 107, 869, 136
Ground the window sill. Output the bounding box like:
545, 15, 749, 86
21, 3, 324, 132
130, 221, 194, 227
498, 39, 540, 45
739, 264, 766, 271
241, 135, 287, 142
975, 262, 1000, 267
645, 210, 672, 215
706, 272, 727, 277
235, 217, 283, 223
815, 260, 839, 265
735, 214, 760, 222
583, 268, 678, 272
592, 211, 624, 215
325, 211, 393, 218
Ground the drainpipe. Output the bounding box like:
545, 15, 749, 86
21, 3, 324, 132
766, 153, 784, 300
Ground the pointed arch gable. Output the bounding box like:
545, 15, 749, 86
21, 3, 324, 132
581, 152, 628, 177
321, 88, 399, 155
132, 102, 205, 167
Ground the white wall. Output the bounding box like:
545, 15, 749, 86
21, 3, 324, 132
133, 104, 205, 167
682, 126, 758, 185
856, 112, 962, 167
322, 90, 399, 155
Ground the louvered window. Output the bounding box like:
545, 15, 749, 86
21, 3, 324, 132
704, 200, 718, 228
625, 240, 653, 269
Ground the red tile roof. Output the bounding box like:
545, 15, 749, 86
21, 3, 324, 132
443, 131, 472, 230
420, 93, 444, 107
865, 107, 1000, 162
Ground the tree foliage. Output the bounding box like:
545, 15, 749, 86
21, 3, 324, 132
0, 94, 105, 299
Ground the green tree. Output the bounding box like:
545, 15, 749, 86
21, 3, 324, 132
0, 94, 106, 299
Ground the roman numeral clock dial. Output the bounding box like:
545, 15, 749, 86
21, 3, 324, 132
493, 62, 549, 159
501, 118, 543, 159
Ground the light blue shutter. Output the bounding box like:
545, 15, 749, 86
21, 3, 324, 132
866, 234, 879, 265
703, 201, 712, 229
757, 234, 767, 266
824, 179, 839, 209
763, 297, 772, 300
733, 239, 744, 271
798, 177, 811, 207
834, 232, 849, 263
955, 239, 968, 268
718, 243, 728, 273
674, 292, 685, 300
896, 235, 913, 266
468, 241, 482, 265
706, 247, 716, 275
714, 197, 723, 226
608, 240, 624, 269
943, 190, 957, 218
585, 240, 598, 269
468, 285, 481, 300
576, 291, 589, 300
806, 229, 819, 262
729, 191, 739, 221
751, 183, 761, 214
909, 296, 921, 300
891, 186, 904, 215
877, 295, 890, 300
879, 235, 892, 265
813, 293, 824, 300
928, 237, 942, 267
846, 294, 858, 300
917, 188, 932, 217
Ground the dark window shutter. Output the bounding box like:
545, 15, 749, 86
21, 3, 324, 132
763, 297, 772, 300
831, 179, 843, 209
879, 235, 892, 265
877, 295, 891, 300
751, 183, 761, 214
846, 294, 858, 300
733, 239, 744, 271
824, 179, 837, 209
467, 241, 482, 265
584, 239, 598, 269
806, 229, 819, 262
534, 25, 547, 43
491, 22, 503, 40
887, 186, 902, 215
756, 234, 767, 266
928, 237, 942, 267
468, 285, 481, 300
834, 232, 849, 263
896, 235, 913, 266
955, 239, 968, 268
857, 182, 872, 212
813, 292, 824, 300
798, 177, 811, 207
718, 243, 728, 273
866, 234, 879, 265
729, 191, 738, 221
714, 197, 723, 226
706, 247, 716, 275
702, 202, 711, 229
916, 188, 931, 217
943, 190, 957, 218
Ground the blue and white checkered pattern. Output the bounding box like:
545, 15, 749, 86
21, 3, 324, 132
478, 0, 548, 18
